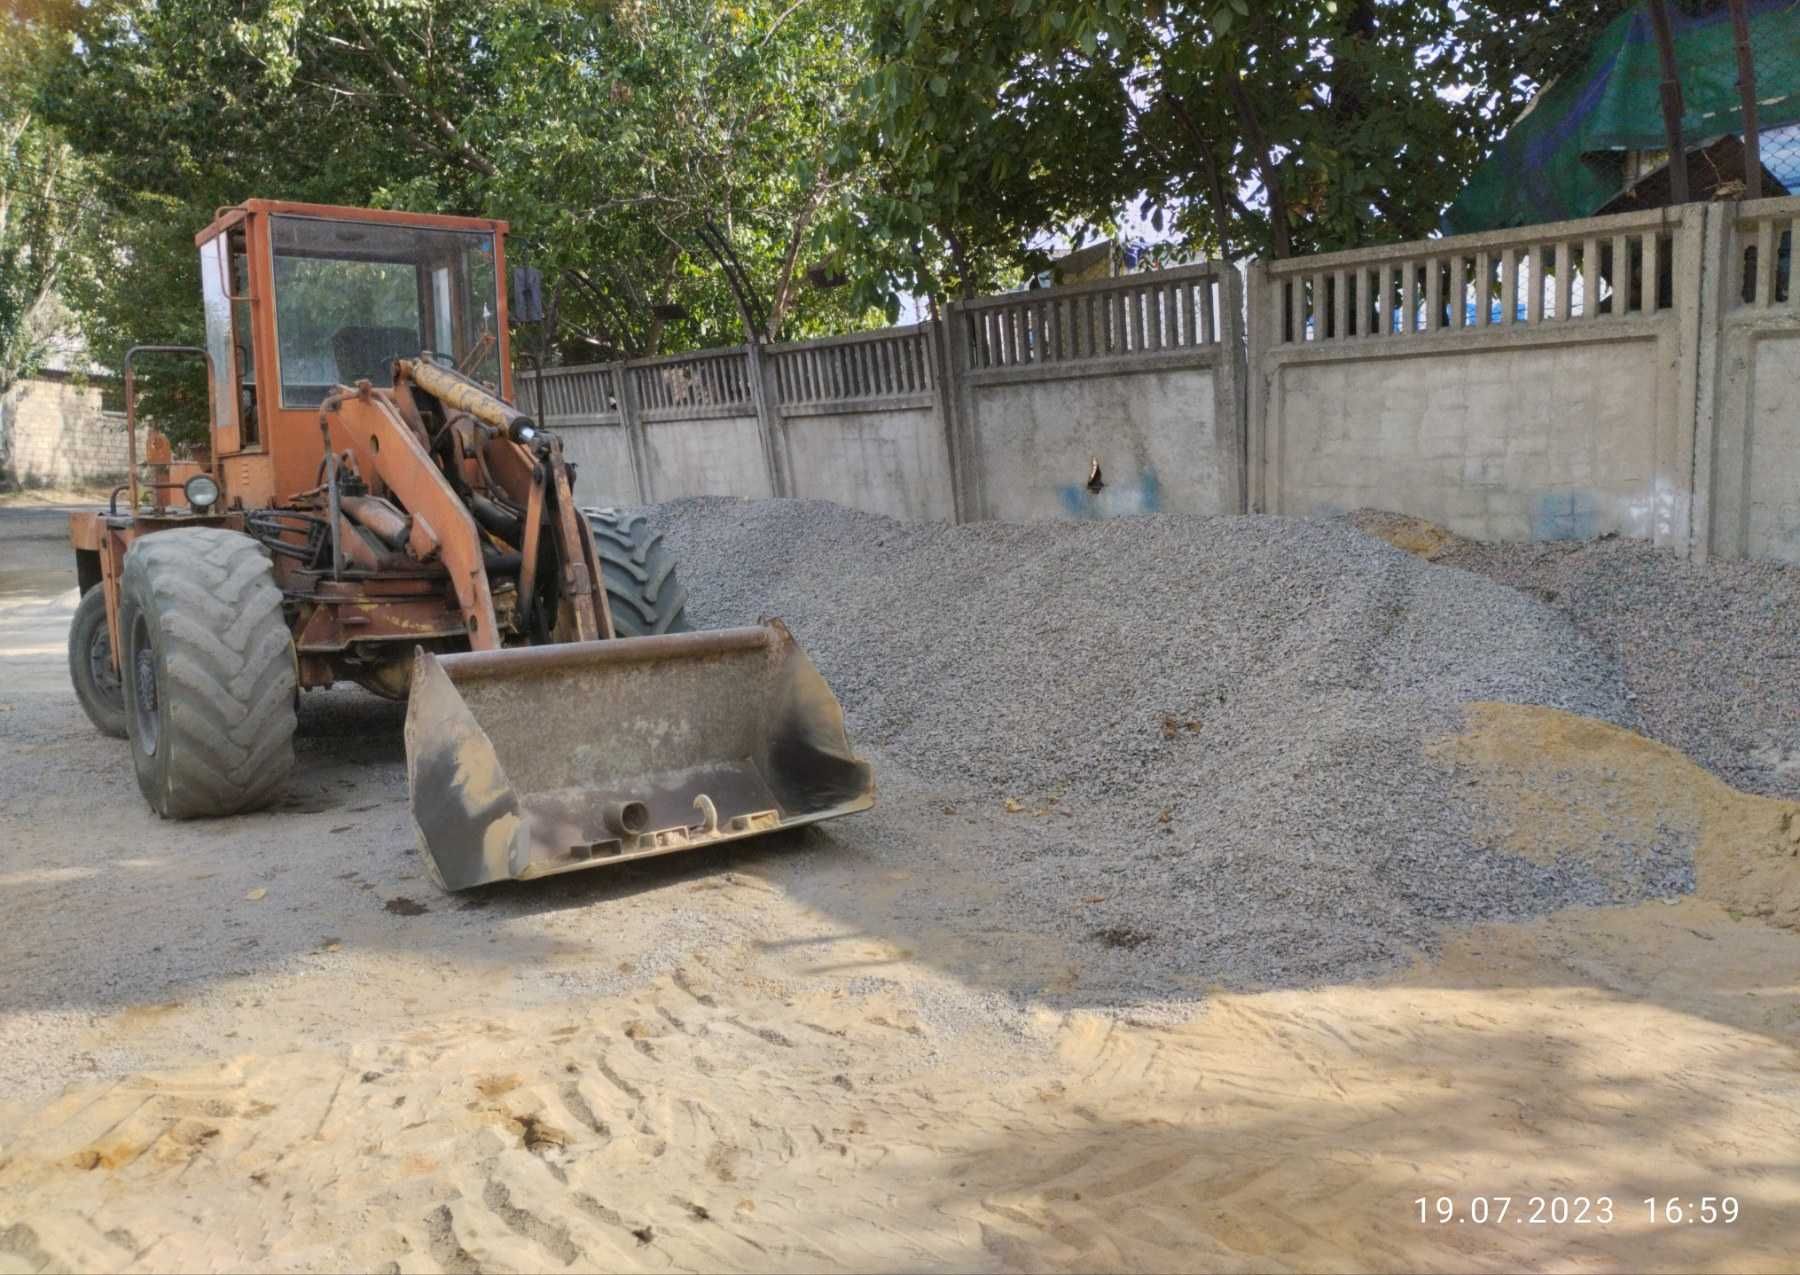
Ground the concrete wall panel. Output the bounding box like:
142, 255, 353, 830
1251, 205, 1703, 552
782, 406, 954, 522
558, 421, 640, 507
1268, 337, 1671, 541
643, 415, 772, 500
1741, 330, 1800, 562
1703, 196, 1800, 563
967, 365, 1223, 522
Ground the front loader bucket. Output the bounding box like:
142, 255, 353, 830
405, 621, 874, 891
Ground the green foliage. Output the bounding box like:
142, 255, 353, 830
471, 0, 881, 352
1, 4, 101, 396
841, 0, 1624, 298
32, 0, 882, 441
23, 0, 1657, 433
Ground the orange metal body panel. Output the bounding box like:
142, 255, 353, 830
291, 588, 468, 653
67, 510, 105, 553
78, 200, 520, 680
196, 201, 514, 510
321, 387, 501, 650
196, 199, 509, 246
219, 454, 277, 509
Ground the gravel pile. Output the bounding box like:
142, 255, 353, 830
647, 498, 1669, 995
1437, 536, 1800, 800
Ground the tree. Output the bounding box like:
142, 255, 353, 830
467, 0, 878, 351
35, 0, 881, 433
841, 0, 1632, 305
0, 5, 98, 397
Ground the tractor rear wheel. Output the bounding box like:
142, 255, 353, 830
584, 508, 692, 637
68, 585, 127, 738
119, 528, 298, 818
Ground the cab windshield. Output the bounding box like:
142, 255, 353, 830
270, 215, 501, 408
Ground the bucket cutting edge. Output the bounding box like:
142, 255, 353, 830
404, 620, 875, 890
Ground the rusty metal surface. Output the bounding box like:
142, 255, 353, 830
405, 620, 875, 891
198, 199, 507, 246
67, 512, 243, 673
548, 443, 603, 641
516, 461, 545, 634
291, 593, 467, 653
574, 509, 615, 640
321, 388, 500, 650
399, 358, 531, 434
66, 511, 105, 552
339, 495, 410, 547
439, 624, 775, 676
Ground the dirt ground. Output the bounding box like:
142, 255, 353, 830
2, 505, 1797, 1273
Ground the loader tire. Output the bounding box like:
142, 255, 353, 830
68, 584, 128, 738
119, 528, 297, 818
584, 508, 692, 637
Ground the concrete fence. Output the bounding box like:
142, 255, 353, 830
525, 263, 1245, 528
523, 200, 1799, 563
1706, 195, 1800, 562
1247, 205, 1702, 549
768, 324, 953, 522
948, 264, 1245, 522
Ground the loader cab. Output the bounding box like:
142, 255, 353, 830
193, 200, 512, 508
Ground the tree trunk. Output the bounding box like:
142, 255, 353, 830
1646, 0, 1689, 204
1226, 75, 1292, 259
1327, 0, 1378, 246
1161, 90, 1236, 257
1729, 0, 1761, 201
944, 226, 975, 300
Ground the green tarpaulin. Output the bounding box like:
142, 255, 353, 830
1445, 0, 1800, 233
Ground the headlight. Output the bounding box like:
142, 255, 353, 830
184, 474, 221, 511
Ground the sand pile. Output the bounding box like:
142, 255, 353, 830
1437, 702, 1800, 930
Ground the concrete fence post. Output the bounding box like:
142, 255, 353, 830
1684, 202, 1730, 562
1215, 264, 1250, 514
613, 359, 653, 505
925, 314, 965, 524
936, 303, 984, 522
1241, 258, 1272, 513
745, 339, 791, 498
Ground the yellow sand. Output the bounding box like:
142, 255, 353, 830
2, 704, 1796, 1272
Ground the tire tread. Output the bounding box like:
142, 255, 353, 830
582, 508, 691, 636
67, 586, 128, 738
120, 527, 297, 818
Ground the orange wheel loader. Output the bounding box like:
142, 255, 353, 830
66, 200, 873, 889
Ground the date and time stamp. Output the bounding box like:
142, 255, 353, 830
1415, 1196, 1740, 1227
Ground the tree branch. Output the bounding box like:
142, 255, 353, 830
1225, 73, 1291, 259
344, 12, 497, 178
759, 0, 812, 50
764, 159, 834, 341
1155, 90, 1248, 256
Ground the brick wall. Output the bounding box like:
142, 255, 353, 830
0, 374, 133, 488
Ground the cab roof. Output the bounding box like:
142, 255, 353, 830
196, 199, 509, 247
